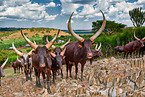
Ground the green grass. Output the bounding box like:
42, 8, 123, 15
4, 67, 21, 77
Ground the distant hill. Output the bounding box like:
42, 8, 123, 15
0, 27, 26, 31
0, 28, 71, 40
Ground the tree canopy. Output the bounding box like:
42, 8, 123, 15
129, 7, 145, 27
92, 20, 126, 32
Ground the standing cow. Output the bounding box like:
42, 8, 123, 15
46, 37, 70, 79
65, 10, 106, 81
139, 42, 145, 57
21, 30, 59, 93
124, 32, 145, 58
12, 41, 33, 81
11, 56, 23, 73
90, 43, 103, 65
0, 57, 8, 86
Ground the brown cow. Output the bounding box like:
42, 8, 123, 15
90, 43, 103, 65
139, 42, 145, 57
65, 10, 106, 81
21, 30, 59, 93
124, 32, 145, 58
11, 56, 23, 73
0, 58, 8, 86
46, 37, 70, 79
12, 41, 34, 81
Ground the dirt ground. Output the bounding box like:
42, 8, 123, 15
0, 58, 145, 97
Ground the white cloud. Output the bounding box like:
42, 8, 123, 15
0, 0, 57, 22
46, 2, 56, 7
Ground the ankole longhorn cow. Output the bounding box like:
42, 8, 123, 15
46, 37, 70, 83
21, 30, 59, 93
124, 32, 145, 58
90, 42, 103, 65
0, 57, 8, 86
12, 41, 34, 81
65, 10, 106, 81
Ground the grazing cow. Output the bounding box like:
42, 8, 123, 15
139, 42, 145, 57
11, 56, 23, 73
114, 46, 124, 55
46, 37, 70, 79
124, 32, 145, 58
12, 41, 34, 81
21, 30, 59, 93
65, 10, 106, 81
90, 43, 103, 65
0, 58, 8, 86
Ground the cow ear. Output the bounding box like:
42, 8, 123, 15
32, 50, 37, 54
92, 43, 96, 46
77, 42, 83, 48
63, 56, 66, 59
47, 49, 51, 53
51, 49, 54, 52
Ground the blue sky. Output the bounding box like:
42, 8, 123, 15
0, 0, 145, 30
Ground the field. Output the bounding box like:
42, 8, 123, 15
1, 57, 145, 96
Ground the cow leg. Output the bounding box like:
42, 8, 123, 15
14, 68, 16, 73
74, 63, 78, 80
29, 67, 32, 81
47, 69, 51, 93
61, 69, 64, 79
66, 60, 69, 78
42, 71, 46, 89
38, 72, 42, 88
21, 67, 23, 74
69, 64, 73, 78
90, 59, 92, 65
53, 71, 56, 84
34, 68, 39, 87
24, 69, 28, 81
80, 62, 85, 81
0, 78, 1, 86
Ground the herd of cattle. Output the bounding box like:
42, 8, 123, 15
0, 11, 145, 94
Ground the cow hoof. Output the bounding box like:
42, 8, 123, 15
61, 75, 64, 79
53, 82, 56, 84
47, 90, 51, 94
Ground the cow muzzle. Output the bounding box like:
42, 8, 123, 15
87, 53, 93, 59
40, 64, 45, 67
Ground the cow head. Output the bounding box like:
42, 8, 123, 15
134, 32, 145, 47
94, 43, 103, 57
50, 48, 66, 69
68, 10, 106, 59
0, 58, 8, 77
12, 41, 34, 67
21, 30, 60, 67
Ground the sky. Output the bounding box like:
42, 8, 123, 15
0, 0, 145, 30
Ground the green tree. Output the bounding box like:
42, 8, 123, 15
92, 20, 126, 32
129, 7, 145, 27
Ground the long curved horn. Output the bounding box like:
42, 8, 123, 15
21, 30, 38, 49
45, 30, 60, 49
68, 12, 84, 42
95, 42, 101, 51
50, 52, 56, 58
60, 47, 66, 56
28, 49, 34, 55
33, 40, 36, 45
134, 31, 140, 41
12, 41, 23, 56
46, 36, 56, 49
17, 55, 21, 63
142, 37, 145, 40
60, 38, 71, 49
1, 57, 9, 68
90, 10, 106, 41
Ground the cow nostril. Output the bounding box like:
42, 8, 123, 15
40, 64, 45, 67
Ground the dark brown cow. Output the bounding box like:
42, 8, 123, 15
139, 42, 145, 57
124, 32, 145, 58
90, 43, 103, 65
12, 41, 34, 81
21, 30, 59, 93
0, 58, 8, 86
114, 46, 124, 55
46, 37, 70, 79
65, 10, 106, 81
11, 56, 23, 73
